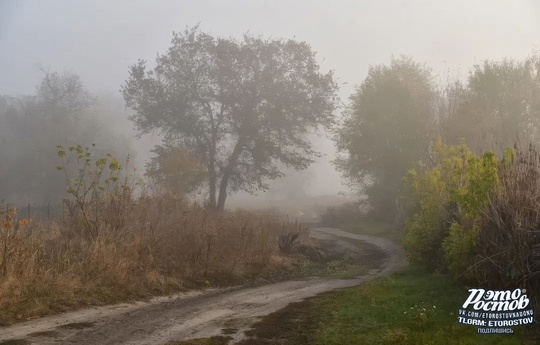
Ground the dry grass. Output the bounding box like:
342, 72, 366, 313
473, 146, 540, 320
0, 195, 304, 325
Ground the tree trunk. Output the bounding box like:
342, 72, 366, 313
216, 172, 230, 211
215, 133, 247, 211
209, 170, 217, 210
208, 137, 217, 210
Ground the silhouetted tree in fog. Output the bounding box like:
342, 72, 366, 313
0, 71, 134, 205
442, 56, 540, 152
123, 26, 338, 210
335, 56, 437, 221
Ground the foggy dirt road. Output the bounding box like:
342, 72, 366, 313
0, 227, 404, 345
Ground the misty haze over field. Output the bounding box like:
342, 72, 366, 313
1, 0, 539, 208
3, 3, 540, 340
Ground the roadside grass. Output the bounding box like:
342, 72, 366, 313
0, 194, 381, 326
311, 267, 534, 345
0, 196, 309, 326
241, 267, 535, 345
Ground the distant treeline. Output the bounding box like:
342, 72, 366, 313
336, 54, 540, 220
0, 71, 134, 205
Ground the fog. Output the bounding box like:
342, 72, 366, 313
1, 0, 539, 210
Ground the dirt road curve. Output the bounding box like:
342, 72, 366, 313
0, 227, 404, 344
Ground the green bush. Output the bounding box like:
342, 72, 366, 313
402, 142, 540, 328
402, 165, 450, 270
401, 139, 499, 277
442, 222, 479, 281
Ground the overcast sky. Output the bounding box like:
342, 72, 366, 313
1, 0, 539, 198
1, 0, 539, 97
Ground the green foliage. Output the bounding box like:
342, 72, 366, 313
402, 139, 499, 276
445, 151, 498, 280
451, 151, 499, 218
502, 146, 516, 166
402, 139, 468, 270
403, 141, 540, 322
442, 222, 479, 280
402, 163, 449, 270
335, 56, 437, 220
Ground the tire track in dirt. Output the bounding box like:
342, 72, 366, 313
0, 227, 405, 345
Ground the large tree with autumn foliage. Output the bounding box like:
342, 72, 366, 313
122, 27, 338, 210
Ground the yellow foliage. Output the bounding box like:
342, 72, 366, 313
402, 138, 500, 275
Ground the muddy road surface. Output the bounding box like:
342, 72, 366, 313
0, 227, 404, 345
